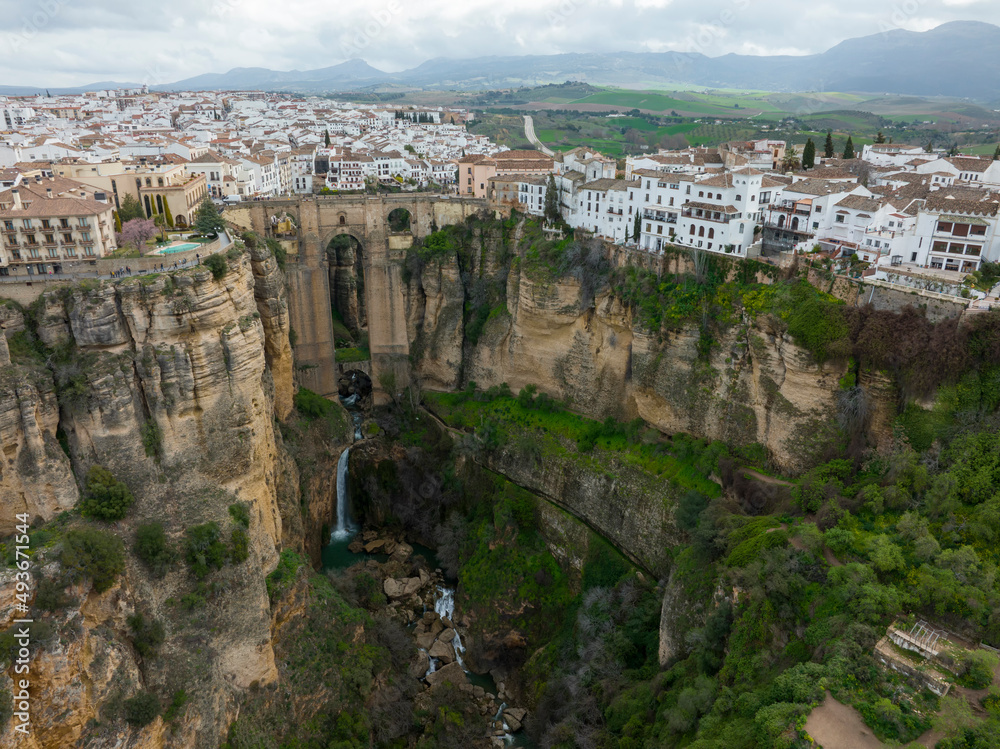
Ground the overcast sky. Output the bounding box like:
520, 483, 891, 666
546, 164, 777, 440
0, 0, 997, 87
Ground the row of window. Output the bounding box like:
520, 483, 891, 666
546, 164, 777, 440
936, 221, 987, 238
4, 217, 88, 230
931, 241, 982, 257
5, 231, 92, 244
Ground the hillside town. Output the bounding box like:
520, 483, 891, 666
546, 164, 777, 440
2, 88, 999, 300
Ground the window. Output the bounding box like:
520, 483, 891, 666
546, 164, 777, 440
60, 218, 69, 228
708, 228, 714, 239
736, 194, 742, 202
812, 222, 819, 230
971, 225, 987, 236
698, 191, 704, 198
911, 252, 918, 262
44, 234, 54, 244
145, 178, 151, 187
25, 234, 36, 244
835, 215, 845, 223
41, 219, 50, 229
814, 205, 822, 213
953, 224, 969, 238
646, 224, 651, 232
22, 219, 31, 229
79, 217, 89, 227
2, 221, 12, 231
80, 232, 91, 242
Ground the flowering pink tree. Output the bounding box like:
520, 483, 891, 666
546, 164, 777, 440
116, 218, 157, 254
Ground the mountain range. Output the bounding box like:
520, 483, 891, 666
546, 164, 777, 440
2, 21, 999, 100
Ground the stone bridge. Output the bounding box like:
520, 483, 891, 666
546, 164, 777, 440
227, 194, 485, 398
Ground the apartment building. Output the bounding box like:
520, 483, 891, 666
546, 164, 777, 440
0, 176, 117, 273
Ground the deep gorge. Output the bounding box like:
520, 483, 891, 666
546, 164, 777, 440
4, 213, 1000, 748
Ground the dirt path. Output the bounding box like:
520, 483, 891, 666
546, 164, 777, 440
824, 547, 844, 567
744, 469, 794, 487
804, 695, 885, 749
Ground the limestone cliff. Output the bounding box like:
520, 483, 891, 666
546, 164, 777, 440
406, 236, 845, 474
0, 246, 308, 749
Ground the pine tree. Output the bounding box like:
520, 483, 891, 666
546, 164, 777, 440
842, 136, 855, 160
194, 197, 225, 236
925, 140, 934, 153
802, 138, 816, 170
119, 193, 144, 223
824, 131, 835, 159
874, 131, 886, 144
543, 174, 560, 225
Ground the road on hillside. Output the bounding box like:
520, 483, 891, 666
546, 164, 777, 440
523, 115, 555, 156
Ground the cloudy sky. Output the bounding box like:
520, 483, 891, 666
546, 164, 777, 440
0, 0, 997, 87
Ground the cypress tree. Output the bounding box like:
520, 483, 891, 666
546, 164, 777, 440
163, 198, 173, 228
543, 174, 560, 225
802, 138, 816, 170
113, 210, 122, 234
633, 211, 642, 243
874, 131, 886, 144
324, 130, 331, 147
993, 144, 1000, 161
842, 136, 855, 160
824, 131, 835, 159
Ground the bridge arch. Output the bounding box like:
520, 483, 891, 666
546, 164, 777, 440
327, 233, 367, 339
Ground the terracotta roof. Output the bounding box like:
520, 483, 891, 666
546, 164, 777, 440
685, 200, 738, 213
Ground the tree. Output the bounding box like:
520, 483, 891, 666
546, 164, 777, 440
543, 174, 560, 225
781, 146, 801, 172
324, 129, 331, 147
113, 210, 122, 234
874, 131, 886, 144
194, 197, 225, 236
153, 214, 167, 243
81, 466, 136, 521
824, 130, 835, 158
802, 138, 816, 170
118, 193, 145, 223
993, 144, 1000, 161
59, 528, 125, 593
117, 218, 157, 253
842, 136, 855, 160
162, 197, 173, 228
123, 691, 160, 726
925, 140, 934, 153
633, 210, 642, 244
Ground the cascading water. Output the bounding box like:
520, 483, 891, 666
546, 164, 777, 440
331, 447, 354, 541
493, 702, 514, 743
434, 585, 465, 668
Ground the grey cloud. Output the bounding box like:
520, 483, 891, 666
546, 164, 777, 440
0, 0, 996, 86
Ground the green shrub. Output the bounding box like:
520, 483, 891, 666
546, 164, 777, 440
228, 502, 250, 528
959, 650, 999, 689
33, 577, 73, 612
230, 527, 249, 563
163, 690, 188, 722
184, 522, 227, 579
80, 466, 135, 521
134, 522, 173, 576
141, 420, 162, 458
127, 612, 165, 658
123, 691, 160, 726
267, 549, 306, 601
60, 527, 125, 593
203, 253, 227, 281
294, 387, 334, 418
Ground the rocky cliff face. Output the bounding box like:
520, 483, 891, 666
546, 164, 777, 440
406, 237, 845, 474
0, 248, 309, 749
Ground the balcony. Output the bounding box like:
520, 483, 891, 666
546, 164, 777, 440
682, 208, 732, 224
643, 210, 677, 224
768, 201, 812, 217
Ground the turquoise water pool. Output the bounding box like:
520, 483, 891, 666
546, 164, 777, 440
157, 243, 200, 255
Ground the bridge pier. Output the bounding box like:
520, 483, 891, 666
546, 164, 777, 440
243, 195, 486, 402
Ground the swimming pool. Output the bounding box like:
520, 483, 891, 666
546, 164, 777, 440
156, 243, 200, 255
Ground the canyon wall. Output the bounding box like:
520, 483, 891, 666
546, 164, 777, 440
0, 246, 317, 749
405, 230, 847, 475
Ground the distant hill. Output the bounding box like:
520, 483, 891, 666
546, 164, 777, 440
11, 22, 1000, 101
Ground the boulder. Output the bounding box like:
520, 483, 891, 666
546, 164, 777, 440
408, 651, 430, 679
425, 661, 467, 688
347, 538, 364, 554
472, 686, 485, 699
364, 539, 387, 553
383, 577, 422, 600
418, 568, 431, 587
428, 640, 455, 664
390, 541, 413, 563
415, 631, 438, 650
438, 628, 456, 643
506, 708, 527, 723
429, 618, 445, 637
504, 714, 522, 733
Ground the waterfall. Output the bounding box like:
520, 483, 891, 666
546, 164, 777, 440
434, 585, 465, 668
492, 701, 514, 742
331, 447, 354, 540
